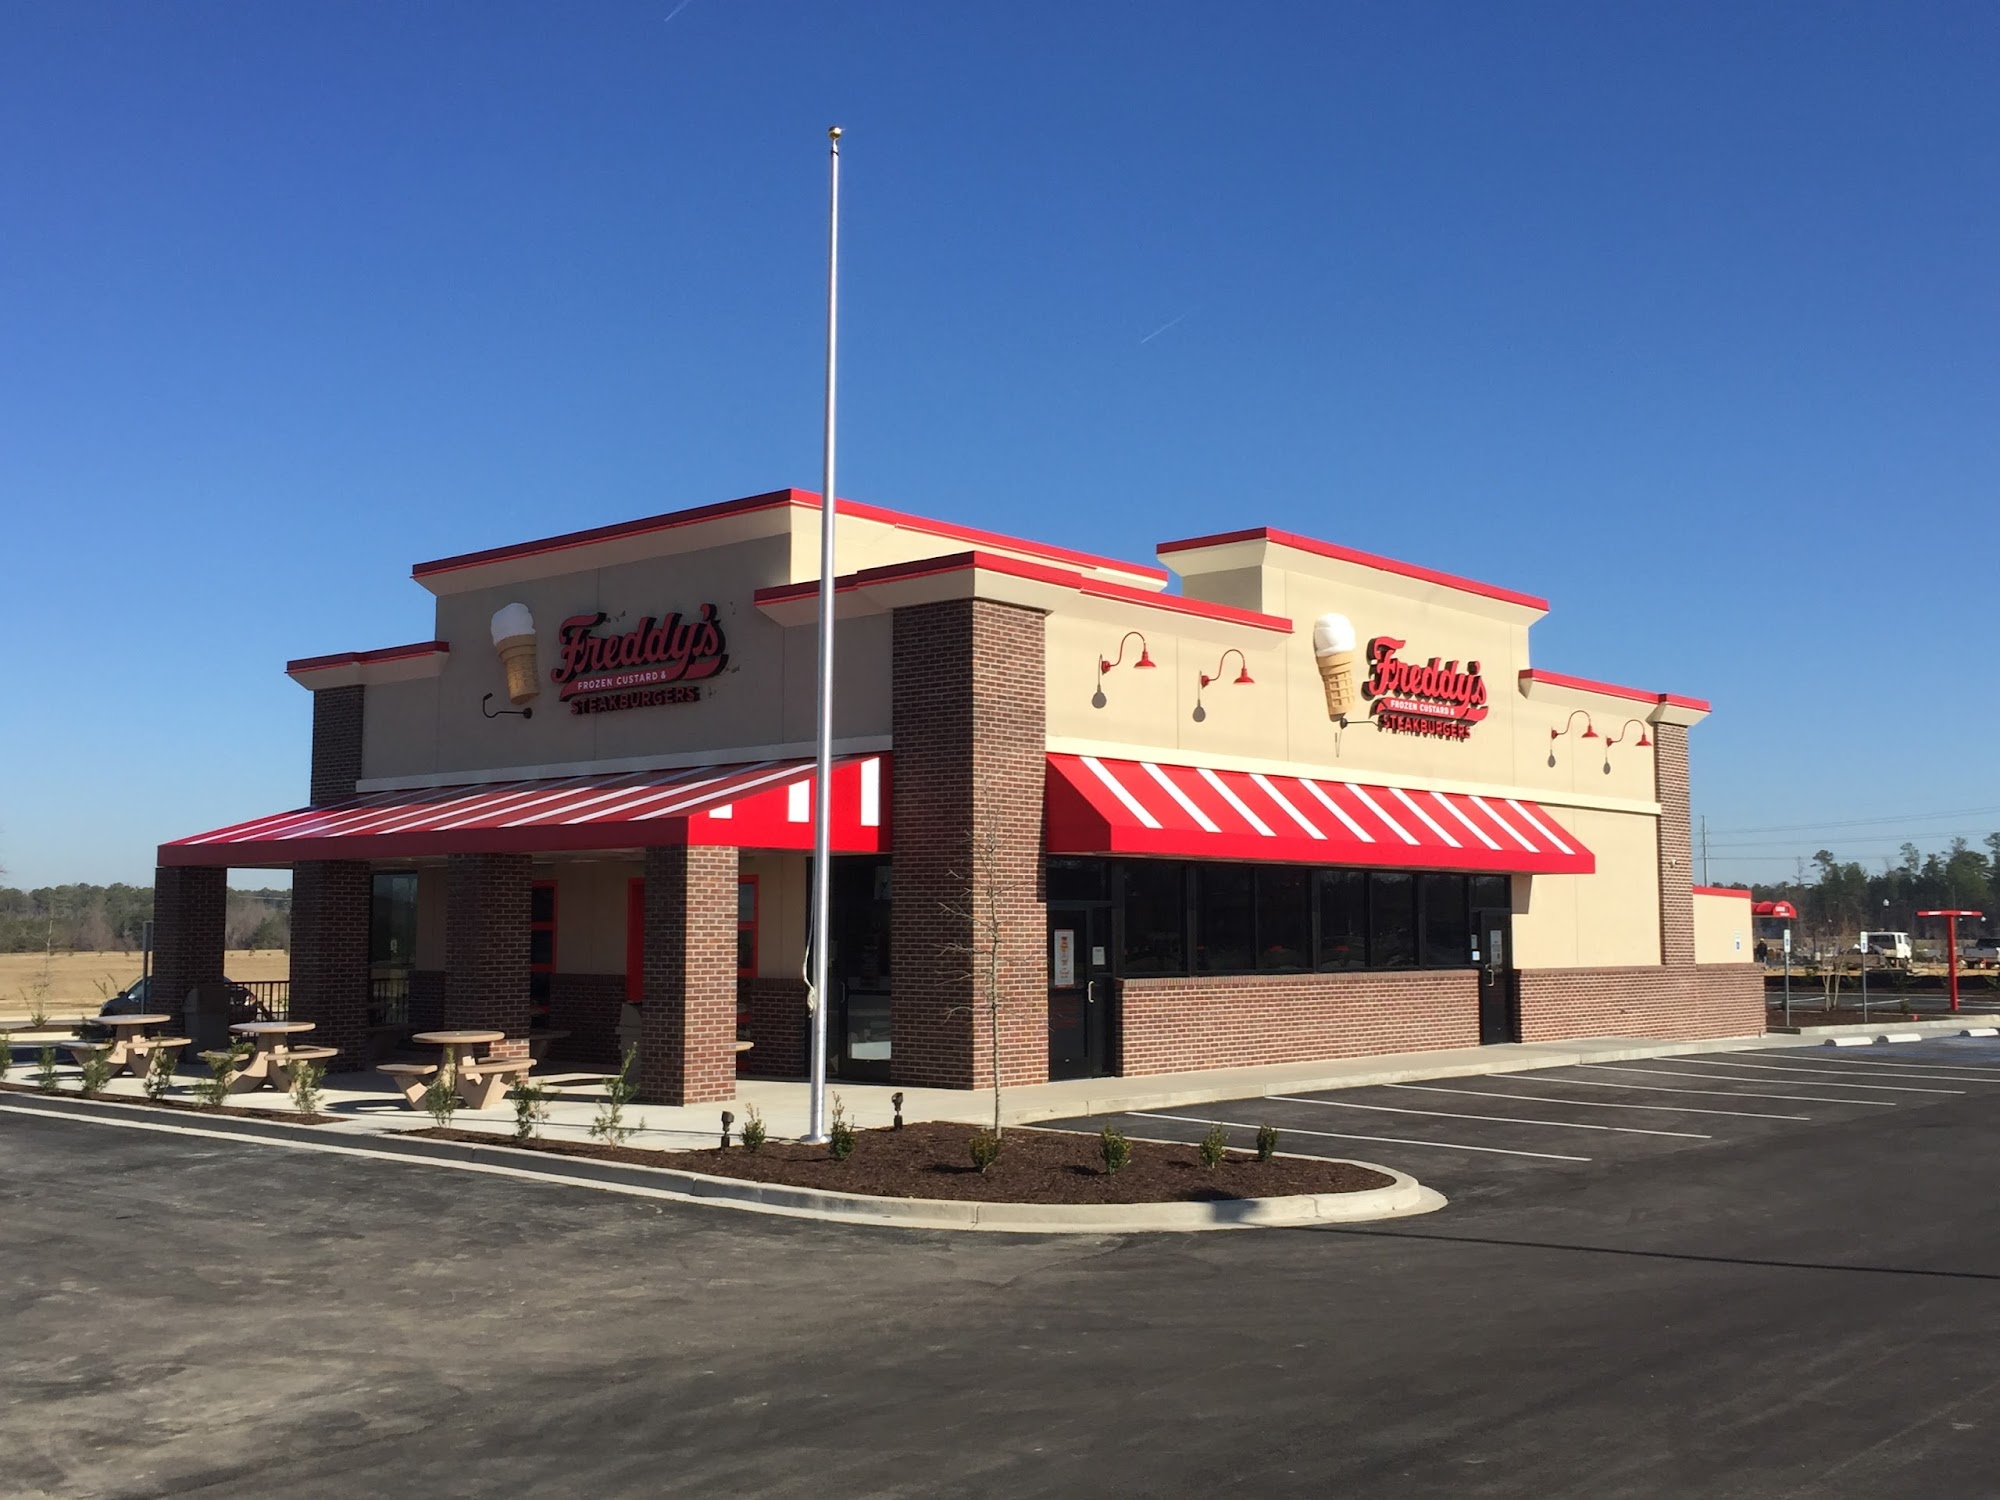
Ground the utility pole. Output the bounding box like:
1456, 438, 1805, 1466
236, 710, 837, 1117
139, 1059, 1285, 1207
1700, 815, 1709, 887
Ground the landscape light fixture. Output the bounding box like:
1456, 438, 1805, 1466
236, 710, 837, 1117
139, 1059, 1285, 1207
1093, 631, 1157, 707
1192, 649, 1255, 722
1547, 710, 1597, 767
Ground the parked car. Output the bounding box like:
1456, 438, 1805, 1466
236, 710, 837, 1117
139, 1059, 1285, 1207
77, 976, 270, 1040
1961, 937, 2000, 968
1849, 931, 1913, 962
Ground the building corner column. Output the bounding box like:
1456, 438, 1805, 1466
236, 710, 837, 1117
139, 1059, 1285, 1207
637, 843, 737, 1107
1654, 721, 1695, 970
152, 864, 229, 1051
290, 862, 372, 1071
444, 853, 532, 1046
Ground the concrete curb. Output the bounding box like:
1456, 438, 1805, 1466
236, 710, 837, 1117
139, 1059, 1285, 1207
1765, 1017, 1988, 1041
0, 1092, 1444, 1234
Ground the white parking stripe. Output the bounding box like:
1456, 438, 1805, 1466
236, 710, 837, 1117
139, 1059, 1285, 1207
1130, 1112, 1590, 1162
1584, 1063, 1961, 1095
1671, 1056, 2000, 1085
1267, 1095, 1708, 1139
1386, 1083, 1811, 1122
1753, 1052, 2000, 1078
1520, 1076, 1897, 1107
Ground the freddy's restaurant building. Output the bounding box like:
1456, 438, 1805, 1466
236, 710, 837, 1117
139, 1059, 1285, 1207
156, 490, 1759, 1104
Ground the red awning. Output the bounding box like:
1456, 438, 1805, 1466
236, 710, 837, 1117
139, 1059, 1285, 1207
161, 755, 888, 867
1045, 754, 1594, 874
1753, 900, 1797, 920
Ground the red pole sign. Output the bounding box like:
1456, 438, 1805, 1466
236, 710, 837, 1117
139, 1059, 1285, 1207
1918, 910, 1984, 1013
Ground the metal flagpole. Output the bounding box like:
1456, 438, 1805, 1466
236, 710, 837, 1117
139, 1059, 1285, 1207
804, 125, 842, 1143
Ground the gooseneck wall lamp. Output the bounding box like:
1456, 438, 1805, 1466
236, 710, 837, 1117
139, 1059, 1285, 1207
1600, 718, 1652, 774
1192, 649, 1255, 723
1093, 631, 1156, 708
1547, 710, 1596, 767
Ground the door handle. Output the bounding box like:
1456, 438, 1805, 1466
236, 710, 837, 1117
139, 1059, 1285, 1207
1086, 979, 1096, 1005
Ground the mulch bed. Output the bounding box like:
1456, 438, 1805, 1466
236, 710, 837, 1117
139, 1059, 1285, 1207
413, 1120, 1394, 1204
0, 1078, 345, 1125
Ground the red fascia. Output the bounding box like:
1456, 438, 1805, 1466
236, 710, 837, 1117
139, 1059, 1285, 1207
411, 487, 1168, 586
1519, 668, 1711, 714
752, 551, 1293, 632
1156, 526, 1550, 613
286, 641, 450, 674
1692, 885, 1753, 900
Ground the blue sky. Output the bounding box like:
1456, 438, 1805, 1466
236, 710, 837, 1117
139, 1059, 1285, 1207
2, 1, 1995, 888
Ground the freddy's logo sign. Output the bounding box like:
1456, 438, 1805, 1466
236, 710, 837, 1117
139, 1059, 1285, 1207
550, 605, 728, 716
1361, 637, 1488, 741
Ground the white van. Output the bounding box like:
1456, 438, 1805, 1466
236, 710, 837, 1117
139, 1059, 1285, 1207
1854, 931, 1913, 962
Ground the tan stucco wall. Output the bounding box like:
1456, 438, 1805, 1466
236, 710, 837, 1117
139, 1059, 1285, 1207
1046, 555, 1659, 812
539, 859, 641, 975
1693, 892, 1752, 965
362, 534, 891, 784
1512, 807, 1663, 969
741, 853, 806, 979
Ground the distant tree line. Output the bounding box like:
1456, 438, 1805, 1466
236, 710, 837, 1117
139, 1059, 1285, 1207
1741, 835, 2000, 947
0, 884, 290, 954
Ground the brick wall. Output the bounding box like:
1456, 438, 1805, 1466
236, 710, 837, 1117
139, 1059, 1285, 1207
890, 597, 1049, 1091
151, 865, 226, 1040
310, 685, 365, 806
1518, 964, 1764, 1043
1118, 970, 1481, 1075
409, 969, 445, 1032
637, 843, 738, 1106
547, 972, 625, 1066
290, 861, 372, 1071
1654, 722, 1695, 968
739, 977, 807, 1078
444, 853, 532, 1038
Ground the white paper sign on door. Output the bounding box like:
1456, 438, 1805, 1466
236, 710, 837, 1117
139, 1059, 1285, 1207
1053, 929, 1077, 987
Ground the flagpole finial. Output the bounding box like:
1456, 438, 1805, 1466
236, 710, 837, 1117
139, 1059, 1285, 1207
828, 125, 842, 142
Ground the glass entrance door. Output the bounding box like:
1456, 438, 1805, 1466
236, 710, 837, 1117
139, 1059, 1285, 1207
1473, 906, 1518, 1044
1048, 904, 1112, 1080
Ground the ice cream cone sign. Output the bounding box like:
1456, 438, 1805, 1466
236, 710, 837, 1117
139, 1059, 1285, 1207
490, 603, 540, 706
1312, 613, 1358, 720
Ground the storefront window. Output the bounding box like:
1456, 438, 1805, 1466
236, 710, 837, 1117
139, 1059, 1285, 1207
1421, 873, 1470, 968
1195, 864, 1255, 972
1315, 870, 1367, 970
1119, 862, 1186, 974
1470, 874, 1511, 912
1046, 859, 1108, 903
1256, 867, 1311, 970
737, 877, 758, 977
370, 872, 418, 970
1368, 871, 1416, 969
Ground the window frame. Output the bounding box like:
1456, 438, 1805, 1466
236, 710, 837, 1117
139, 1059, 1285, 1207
737, 874, 759, 979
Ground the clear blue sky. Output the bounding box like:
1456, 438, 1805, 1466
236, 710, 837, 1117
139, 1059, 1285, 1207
2, 1, 1995, 889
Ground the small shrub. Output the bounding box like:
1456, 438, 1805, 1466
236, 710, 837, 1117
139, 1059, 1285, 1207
1255, 1122, 1279, 1162
1100, 1123, 1132, 1175
34, 1045, 61, 1094
24, 968, 53, 1029
1198, 1122, 1229, 1171
968, 1129, 1002, 1174
78, 1047, 113, 1098
509, 1078, 550, 1142
588, 1045, 643, 1147
0, 1031, 11, 1081
194, 1044, 248, 1110
289, 1060, 326, 1118
827, 1093, 856, 1161
740, 1103, 767, 1153
424, 1049, 460, 1131
142, 1048, 174, 1101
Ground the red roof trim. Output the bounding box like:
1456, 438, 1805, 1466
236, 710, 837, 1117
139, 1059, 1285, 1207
1519, 668, 1711, 714
1692, 885, 1753, 900
286, 641, 450, 674
410, 488, 1168, 585
753, 551, 1293, 632
1156, 526, 1549, 612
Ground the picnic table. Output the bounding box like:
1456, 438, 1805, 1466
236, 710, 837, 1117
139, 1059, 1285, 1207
391, 1030, 536, 1110
224, 1020, 336, 1093
84, 1013, 175, 1074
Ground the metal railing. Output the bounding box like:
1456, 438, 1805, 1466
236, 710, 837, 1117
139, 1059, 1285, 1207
236, 980, 290, 1021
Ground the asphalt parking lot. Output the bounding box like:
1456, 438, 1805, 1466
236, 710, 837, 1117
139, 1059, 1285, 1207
1047, 1035, 2000, 1202
10, 1037, 2000, 1498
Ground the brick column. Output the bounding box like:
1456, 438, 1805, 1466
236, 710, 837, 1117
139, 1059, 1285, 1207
889, 597, 1049, 1090
1654, 722, 1695, 969
444, 853, 532, 1049
310, 684, 365, 805
635, 843, 737, 1105
290, 861, 372, 1071
153, 865, 227, 1047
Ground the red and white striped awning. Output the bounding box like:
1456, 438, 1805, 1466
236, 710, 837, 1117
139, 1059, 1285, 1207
1046, 754, 1594, 874
160, 755, 889, 867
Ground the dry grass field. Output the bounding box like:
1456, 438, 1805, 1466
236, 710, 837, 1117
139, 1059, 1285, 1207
0, 949, 290, 1009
